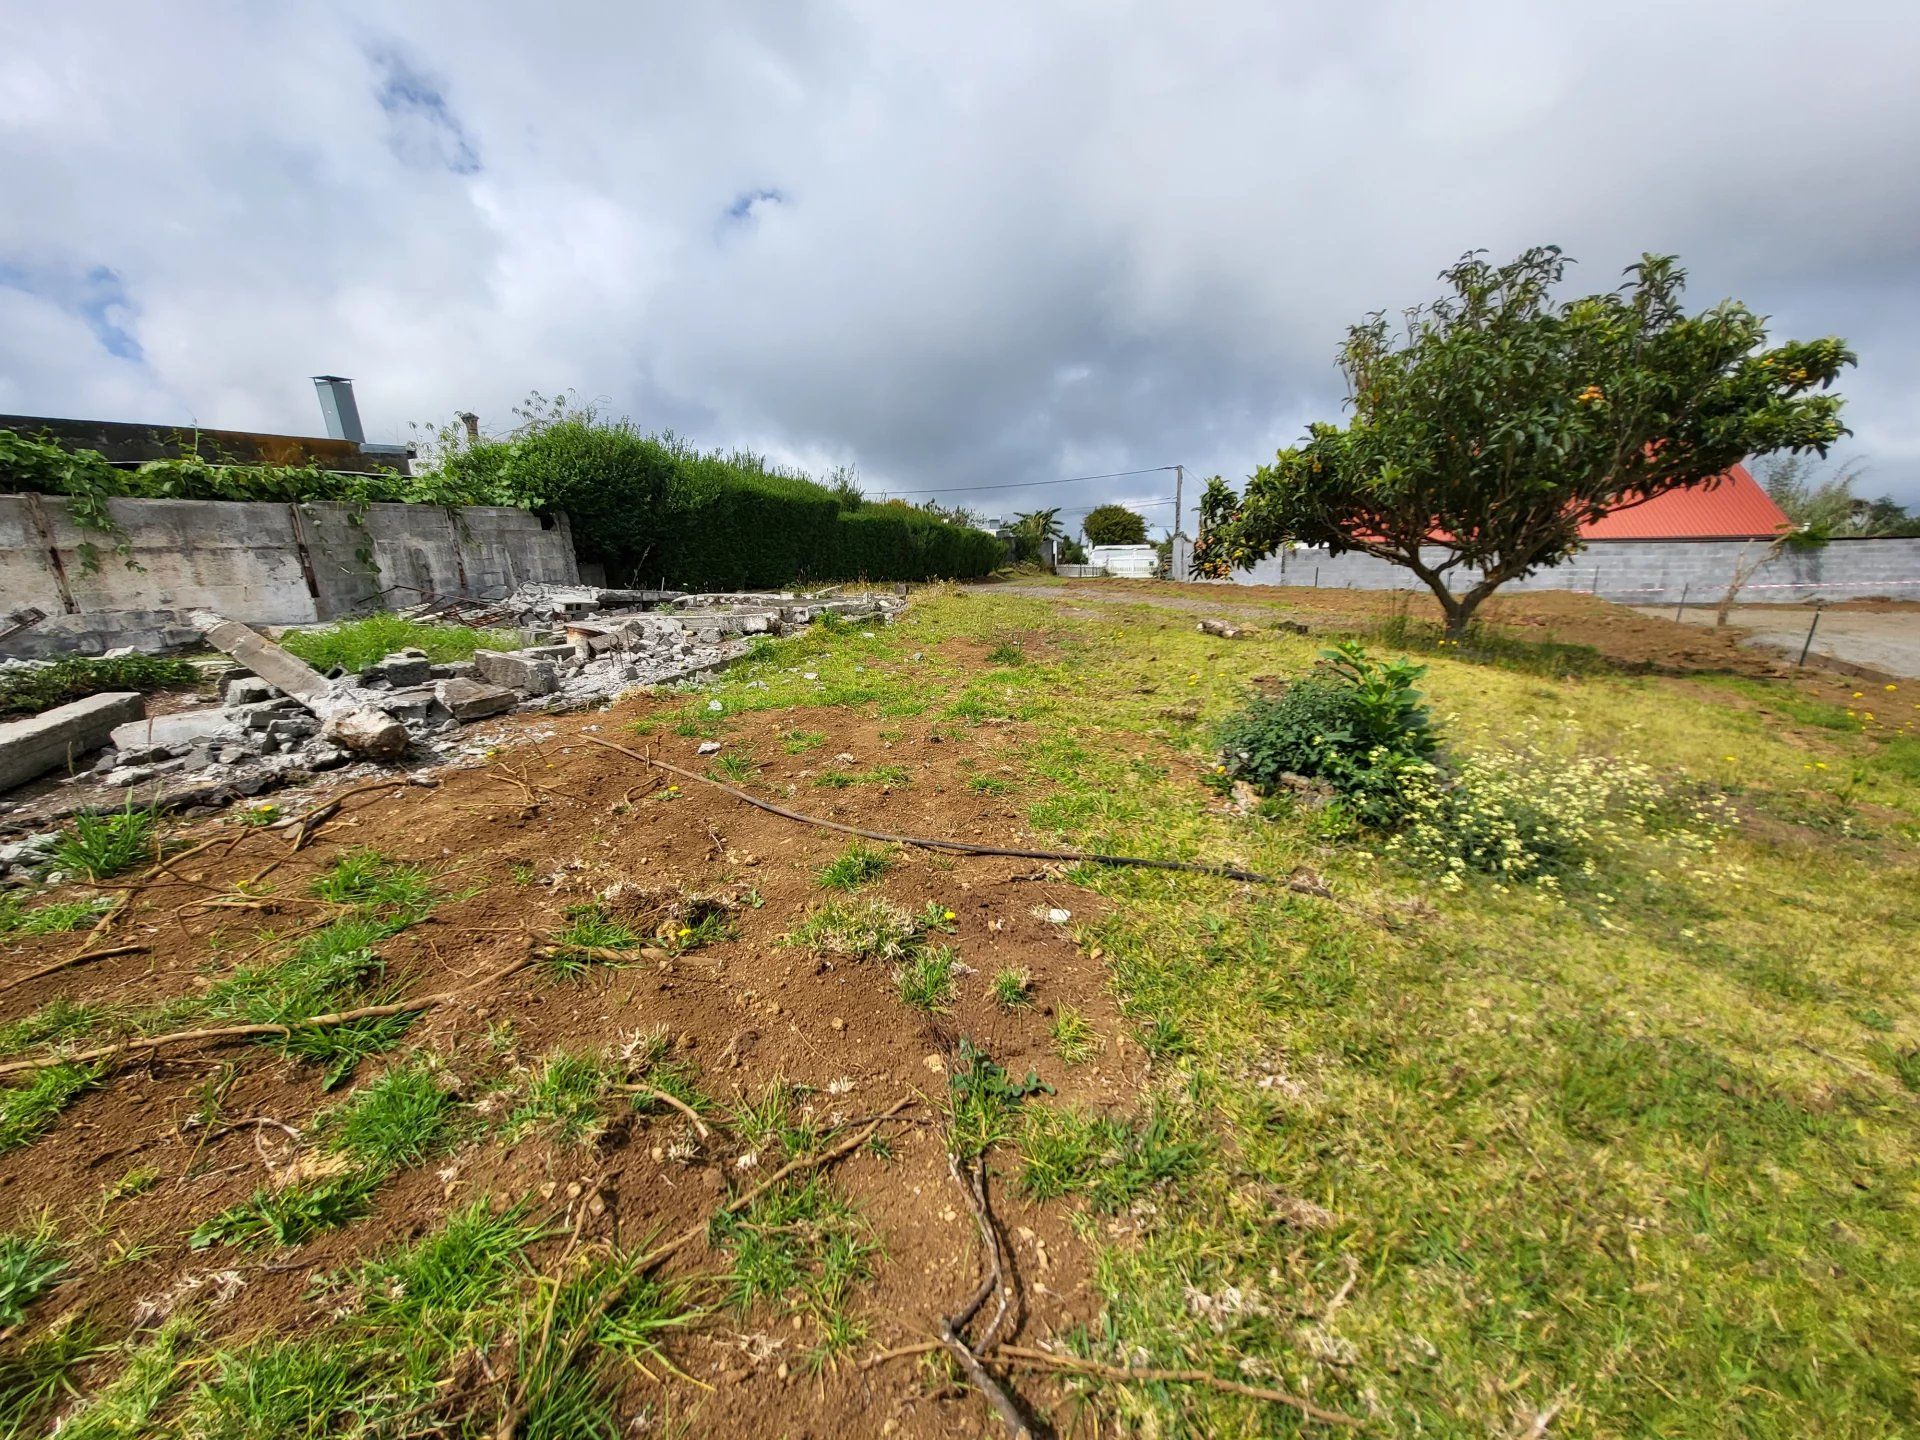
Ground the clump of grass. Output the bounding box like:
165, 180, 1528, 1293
895, 947, 958, 1013
189, 1169, 382, 1250
713, 1175, 873, 1323
782, 728, 827, 753
1019, 1104, 1201, 1211
816, 841, 893, 892
0, 1320, 101, 1437
966, 774, 1014, 797
0, 895, 112, 936
280, 614, 516, 672
47, 805, 157, 880
732, 1082, 823, 1160
1049, 1005, 1101, 1064
181, 1335, 382, 1435
508, 1050, 613, 1143
785, 897, 927, 963
525, 1251, 702, 1383
0, 997, 113, 1057
709, 752, 756, 783
543, 904, 642, 978
989, 967, 1033, 1010
317, 1060, 461, 1170
0, 654, 200, 720
310, 850, 436, 920
0, 1221, 67, 1326
43, 1314, 195, 1439
0, 1063, 103, 1152
198, 916, 412, 1086
356, 1200, 546, 1333
665, 907, 735, 955
986, 642, 1026, 666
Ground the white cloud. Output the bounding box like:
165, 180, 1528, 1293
2, 0, 1916, 521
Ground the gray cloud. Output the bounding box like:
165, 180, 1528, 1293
1, 0, 1916, 529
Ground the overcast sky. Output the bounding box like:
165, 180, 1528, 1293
3, 2, 1917, 531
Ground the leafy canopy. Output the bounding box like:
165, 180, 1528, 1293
1194, 247, 1853, 630
1081, 503, 1148, 546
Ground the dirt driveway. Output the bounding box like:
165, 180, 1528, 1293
1636, 603, 1920, 680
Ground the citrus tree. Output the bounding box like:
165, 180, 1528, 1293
1193, 247, 1853, 635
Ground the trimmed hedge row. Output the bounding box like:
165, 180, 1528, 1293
439, 419, 1003, 588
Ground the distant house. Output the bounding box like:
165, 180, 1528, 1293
1580, 463, 1787, 541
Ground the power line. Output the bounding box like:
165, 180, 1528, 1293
869, 465, 1177, 498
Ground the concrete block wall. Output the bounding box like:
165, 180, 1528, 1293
1229, 536, 1920, 604
1, 495, 578, 658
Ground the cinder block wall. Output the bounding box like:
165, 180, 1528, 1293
1, 495, 578, 658
1231, 536, 1920, 603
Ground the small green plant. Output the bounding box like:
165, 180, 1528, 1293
189, 1171, 382, 1250
664, 906, 736, 955
1049, 1006, 1101, 1064
986, 642, 1026, 666
356, 1200, 547, 1333
712, 1175, 873, 1324
966, 774, 1014, 797
0, 1222, 67, 1326
0, 997, 112, 1056
989, 967, 1033, 1010
111, 1166, 161, 1199
0, 1320, 102, 1437
510, 861, 538, 885
948, 1040, 1051, 1160
48, 804, 158, 880
816, 842, 893, 892
894, 947, 958, 1013
544, 905, 642, 977
732, 1083, 823, 1160
1216, 643, 1437, 822
180, 1336, 380, 1435
317, 1061, 461, 1170
782, 729, 827, 753
1019, 1103, 1202, 1212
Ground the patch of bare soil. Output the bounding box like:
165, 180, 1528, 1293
1, 697, 1136, 1437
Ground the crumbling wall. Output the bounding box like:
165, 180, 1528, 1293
0, 496, 578, 658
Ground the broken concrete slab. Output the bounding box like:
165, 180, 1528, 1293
1, 692, 146, 791
223, 675, 279, 707
109, 708, 234, 752
473, 650, 560, 697
434, 676, 516, 722
368, 653, 432, 687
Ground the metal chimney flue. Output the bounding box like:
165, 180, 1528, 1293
311, 375, 365, 444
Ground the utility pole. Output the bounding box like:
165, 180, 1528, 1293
1173, 465, 1185, 539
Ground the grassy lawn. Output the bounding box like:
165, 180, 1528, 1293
696, 585, 1920, 1434
2, 583, 1915, 1436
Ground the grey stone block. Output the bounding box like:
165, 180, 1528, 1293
1, 692, 146, 791
372, 653, 432, 686
473, 650, 561, 696
434, 676, 517, 722
223, 676, 278, 706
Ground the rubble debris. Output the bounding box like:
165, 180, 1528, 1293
0, 692, 145, 791
1, 587, 907, 823
191, 613, 411, 761
1, 607, 47, 644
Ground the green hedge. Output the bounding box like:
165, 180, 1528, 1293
3, 415, 1005, 590
438, 418, 1002, 588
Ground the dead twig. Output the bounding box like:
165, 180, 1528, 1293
577, 737, 1323, 893
610, 1083, 712, 1139
0, 944, 148, 996
941, 1149, 1030, 1437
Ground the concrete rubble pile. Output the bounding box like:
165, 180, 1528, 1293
0, 585, 903, 851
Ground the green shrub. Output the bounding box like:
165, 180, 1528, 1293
1217, 642, 1436, 819
280, 616, 516, 673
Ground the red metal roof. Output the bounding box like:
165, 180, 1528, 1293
1579, 463, 1787, 540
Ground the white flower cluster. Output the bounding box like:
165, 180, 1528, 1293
1383, 728, 1730, 894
